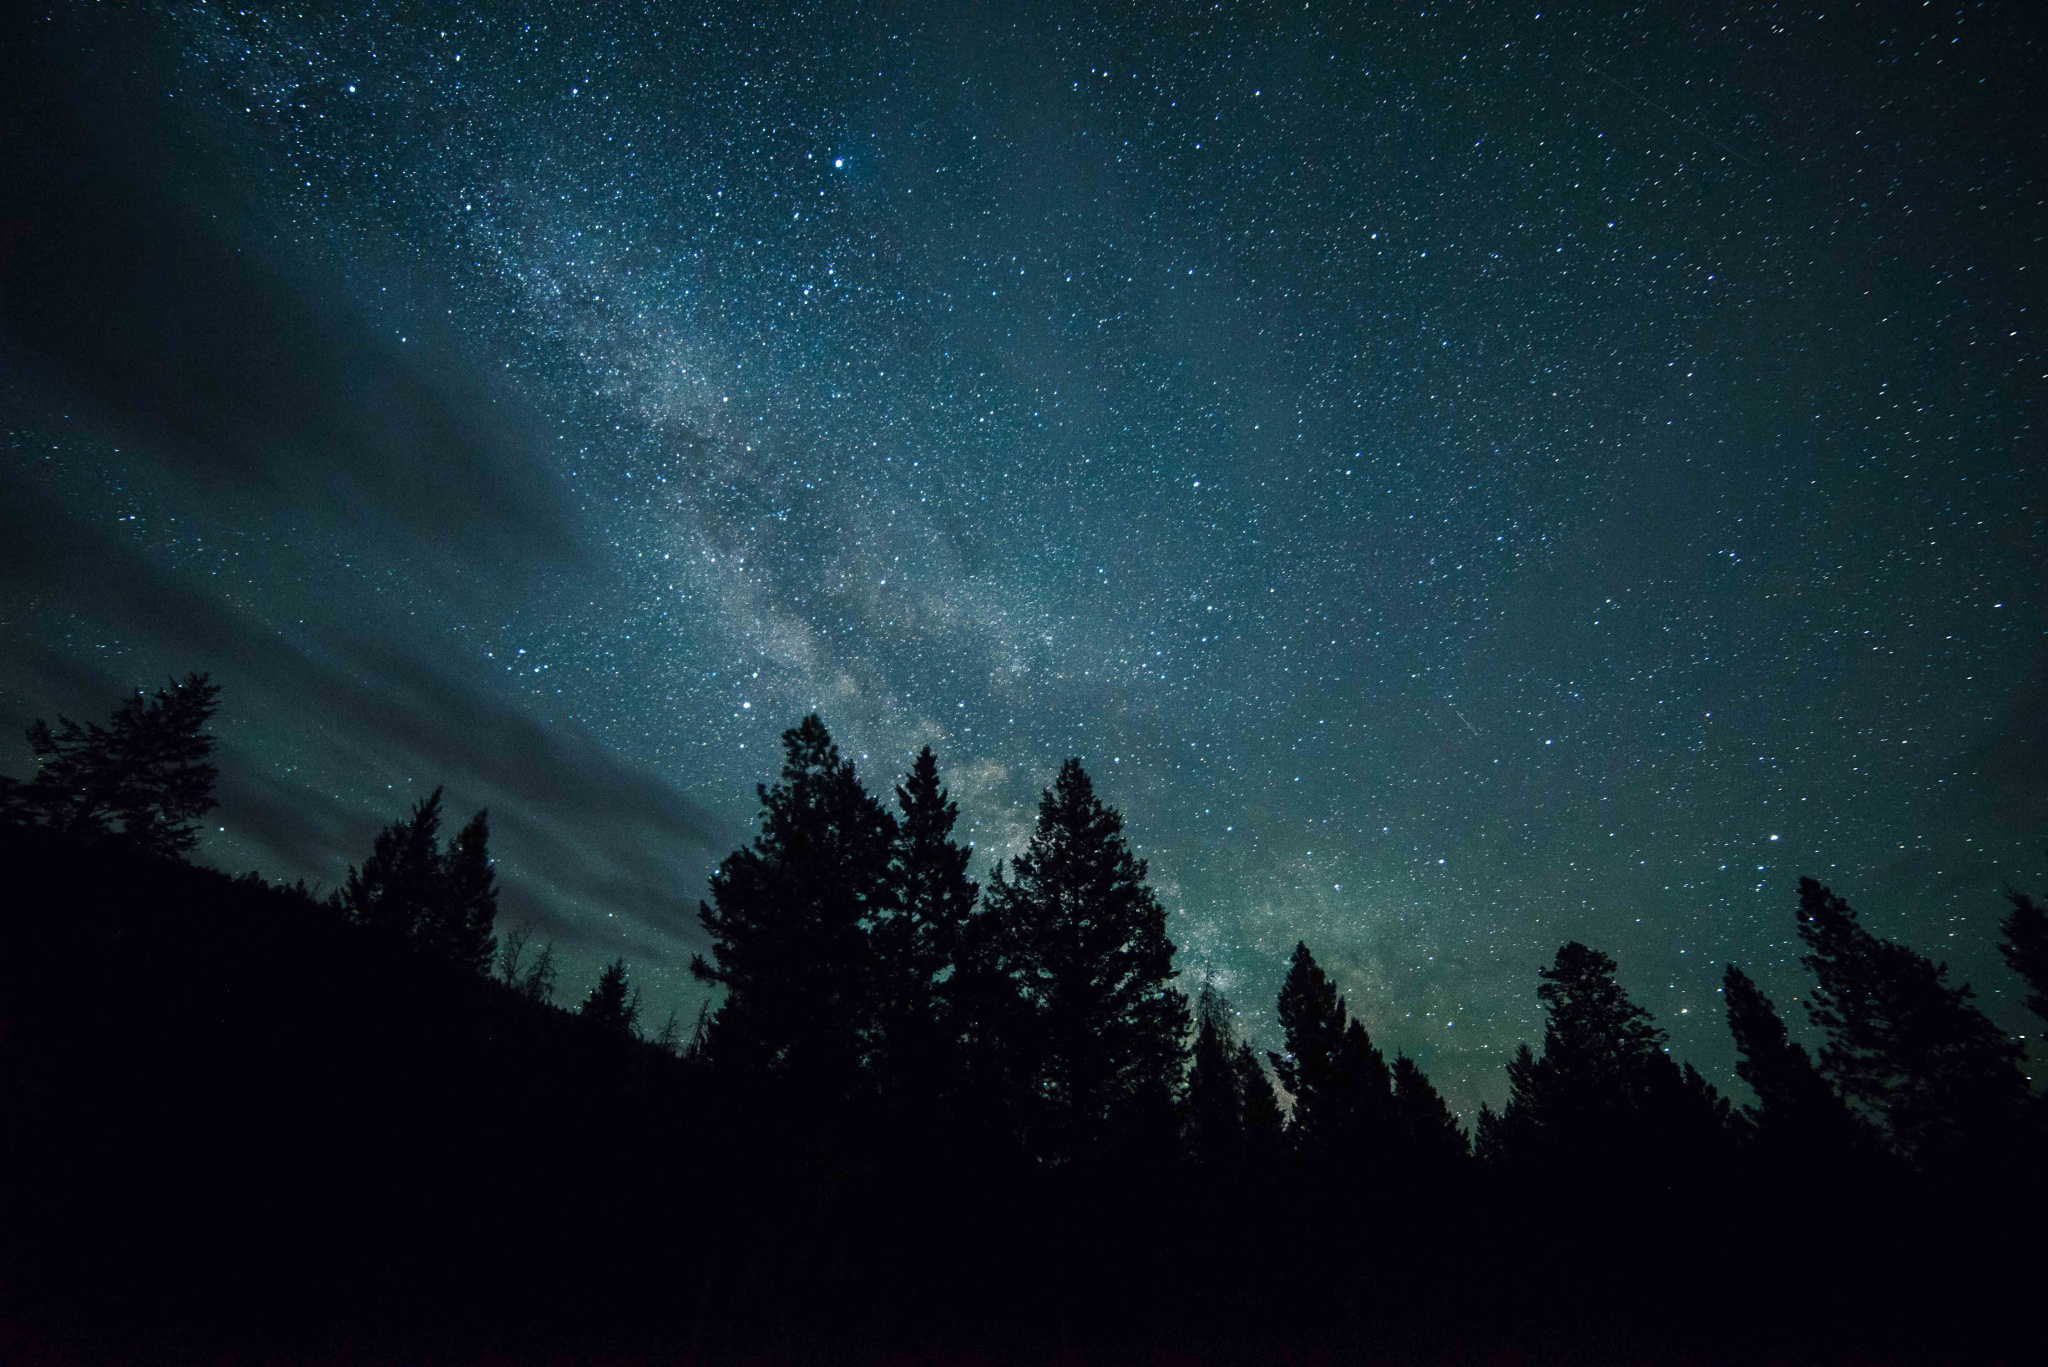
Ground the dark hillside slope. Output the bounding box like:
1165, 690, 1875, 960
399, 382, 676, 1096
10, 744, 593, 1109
0, 827, 1151, 1361
0, 826, 712, 1354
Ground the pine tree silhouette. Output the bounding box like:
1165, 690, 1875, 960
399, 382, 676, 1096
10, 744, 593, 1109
1996, 886, 2048, 1140
1269, 942, 1345, 1144
1723, 963, 1868, 1161
1474, 1047, 1538, 1166
342, 788, 447, 941
1187, 985, 1286, 1179
339, 789, 499, 971
1796, 877, 2028, 1165
1234, 1040, 1285, 1166
1391, 1054, 1468, 1166
1998, 888, 2048, 1029
1674, 1061, 1742, 1155
427, 809, 498, 973
870, 746, 978, 1101
1185, 983, 1247, 1167
1269, 942, 1393, 1167
691, 715, 898, 1092
581, 958, 642, 1036
0, 672, 220, 857
968, 759, 1187, 1165
1333, 1018, 1395, 1162
1479, 941, 1724, 1175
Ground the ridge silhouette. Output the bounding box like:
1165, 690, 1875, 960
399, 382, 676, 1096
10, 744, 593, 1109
1, 687, 2041, 1362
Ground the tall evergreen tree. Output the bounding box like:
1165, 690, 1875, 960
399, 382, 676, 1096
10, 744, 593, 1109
1185, 983, 1247, 1167
1185, 985, 1286, 1172
691, 715, 898, 1092
1234, 1040, 1285, 1165
1673, 1061, 1742, 1154
1480, 942, 1722, 1172
1474, 1048, 1538, 1167
1268, 942, 1394, 1165
1995, 884, 2048, 1141
0, 672, 220, 857
968, 759, 1188, 1165
1998, 888, 2048, 1029
338, 788, 499, 971
1333, 1018, 1395, 1159
426, 808, 498, 973
1723, 963, 1867, 1159
1391, 1054, 1468, 1166
870, 746, 978, 1098
1796, 877, 2028, 1164
581, 958, 641, 1037
342, 788, 447, 941
1269, 942, 1345, 1144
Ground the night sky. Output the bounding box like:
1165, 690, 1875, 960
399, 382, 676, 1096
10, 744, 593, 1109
3, 2, 2042, 1115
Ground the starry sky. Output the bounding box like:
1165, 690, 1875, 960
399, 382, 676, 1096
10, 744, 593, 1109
3, 1, 2042, 1114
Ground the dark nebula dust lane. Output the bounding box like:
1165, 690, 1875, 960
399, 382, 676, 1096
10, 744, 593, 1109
2, 1, 2041, 1113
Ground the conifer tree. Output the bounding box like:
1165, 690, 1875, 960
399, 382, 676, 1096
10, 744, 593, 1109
339, 788, 499, 971
1674, 1061, 1743, 1155
1185, 983, 1247, 1167
1269, 942, 1346, 1143
1535, 941, 1669, 1099
1234, 1040, 1285, 1164
1268, 942, 1394, 1165
342, 788, 447, 940
1474, 1049, 1538, 1167
1723, 963, 1867, 1159
1481, 942, 1714, 1172
1998, 888, 2048, 1029
1186, 985, 1286, 1172
1333, 1018, 1396, 1155
870, 746, 978, 1098
1391, 1054, 1468, 1166
427, 808, 498, 973
691, 715, 899, 1091
970, 759, 1188, 1165
0, 673, 220, 857
1796, 877, 2028, 1164
581, 958, 641, 1036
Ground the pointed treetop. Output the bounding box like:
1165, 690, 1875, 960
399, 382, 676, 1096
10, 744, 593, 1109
1537, 940, 1668, 1075
895, 746, 954, 830
1997, 888, 2048, 1026
1795, 876, 2027, 1163
3, 672, 222, 857
581, 958, 642, 1037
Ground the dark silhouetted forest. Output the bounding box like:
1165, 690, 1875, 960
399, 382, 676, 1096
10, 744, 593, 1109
2, 680, 2043, 1363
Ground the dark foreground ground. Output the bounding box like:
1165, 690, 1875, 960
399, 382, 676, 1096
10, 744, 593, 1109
1, 827, 2037, 1365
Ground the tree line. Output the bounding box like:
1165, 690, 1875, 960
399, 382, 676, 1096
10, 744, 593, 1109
0, 675, 650, 1032
5, 676, 2045, 1189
